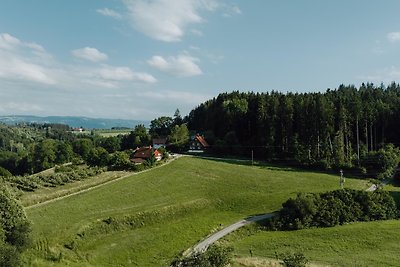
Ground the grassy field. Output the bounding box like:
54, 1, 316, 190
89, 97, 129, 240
221, 180, 400, 267
224, 219, 400, 267
22, 157, 368, 266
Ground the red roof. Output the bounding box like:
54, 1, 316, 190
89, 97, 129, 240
131, 146, 161, 162
154, 150, 162, 157
132, 146, 153, 159
195, 135, 209, 148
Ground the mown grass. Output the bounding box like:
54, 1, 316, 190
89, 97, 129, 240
224, 219, 400, 267
22, 156, 367, 266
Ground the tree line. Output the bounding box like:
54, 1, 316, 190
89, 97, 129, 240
186, 83, 400, 176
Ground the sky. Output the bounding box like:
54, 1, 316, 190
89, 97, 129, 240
1, 0, 400, 120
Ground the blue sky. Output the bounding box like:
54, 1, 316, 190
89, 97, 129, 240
1, 0, 400, 120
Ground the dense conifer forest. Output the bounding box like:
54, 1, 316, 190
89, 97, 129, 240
187, 83, 400, 176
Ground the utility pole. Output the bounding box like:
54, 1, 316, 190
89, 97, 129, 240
251, 150, 254, 165
339, 169, 345, 189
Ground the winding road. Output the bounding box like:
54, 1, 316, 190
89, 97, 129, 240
190, 213, 275, 255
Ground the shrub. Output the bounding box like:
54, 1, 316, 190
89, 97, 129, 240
0, 185, 31, 266
171, 245, 233, 267
267, 189, 398, 231
0, 167, 12, 178
361, 144, 400, 180
279, 252, 309, 267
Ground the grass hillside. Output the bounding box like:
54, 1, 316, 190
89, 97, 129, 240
224, 220, 400, 267
22, 157, 367, 266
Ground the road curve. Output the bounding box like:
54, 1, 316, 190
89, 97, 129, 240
190, 213, 275, 255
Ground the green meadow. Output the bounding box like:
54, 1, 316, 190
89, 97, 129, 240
224, 219, 400, 267
22, 157, 368, 266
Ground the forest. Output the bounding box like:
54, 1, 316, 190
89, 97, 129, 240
187, 83, 400, 178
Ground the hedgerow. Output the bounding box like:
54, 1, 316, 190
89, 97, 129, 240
4, 166, 105, 192
267, 189, 398, 230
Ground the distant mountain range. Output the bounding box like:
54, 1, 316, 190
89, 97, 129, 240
0, 115, 149, 129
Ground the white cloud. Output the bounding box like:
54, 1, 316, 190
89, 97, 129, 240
0, 33, 157, 90
0, 33, 21, 49
0, 33, 56, 84
0, 57, 56, 85
222, 4, 242, 17
147, 54, 202, 77
387, 32, 400, 42
137, 90, 210, 105
359, 66, 400, 84
79, 65, 157, 88
71, 47, 108, 62
191, 29, 203, 36
0, 102, 43, 113
96, 8, 122, 20
96, 65, 157, 83
123, 0, 217, 42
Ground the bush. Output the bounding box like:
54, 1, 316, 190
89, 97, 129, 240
171, 245, 233, 267
0, 167, 12, 178
267, 189, 398, 231
361, 144, 400, 180
279, 252, 309, 267
0, 185, 31, 266
4, 166, 106, 192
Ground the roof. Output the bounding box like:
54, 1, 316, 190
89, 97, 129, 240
195, 135, 209, 148
132, 146, 152, 159
132, 146, 161, 160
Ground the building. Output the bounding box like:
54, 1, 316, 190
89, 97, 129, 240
189, 134, 209, 152
131, 146, 162, 164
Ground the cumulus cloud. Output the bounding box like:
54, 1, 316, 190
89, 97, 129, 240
123, 0, 218, 42
147, 54, 202, 77
387, 32, 400, 42
96, 8, 122, 20
0, 33, 156, 90
71, 47, 108, 62
0, 33, 56, 85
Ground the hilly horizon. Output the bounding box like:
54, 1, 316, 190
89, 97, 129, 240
0, 115, 149, 129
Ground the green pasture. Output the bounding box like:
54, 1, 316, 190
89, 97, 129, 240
22, 157, 368, 266
225, 219, 400, 267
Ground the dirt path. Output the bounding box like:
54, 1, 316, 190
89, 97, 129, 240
190, 213, 275, 255
25, 154, 183, 210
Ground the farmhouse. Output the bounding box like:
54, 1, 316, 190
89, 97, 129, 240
189, 134, 209, 152
131, 146, 162, 164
